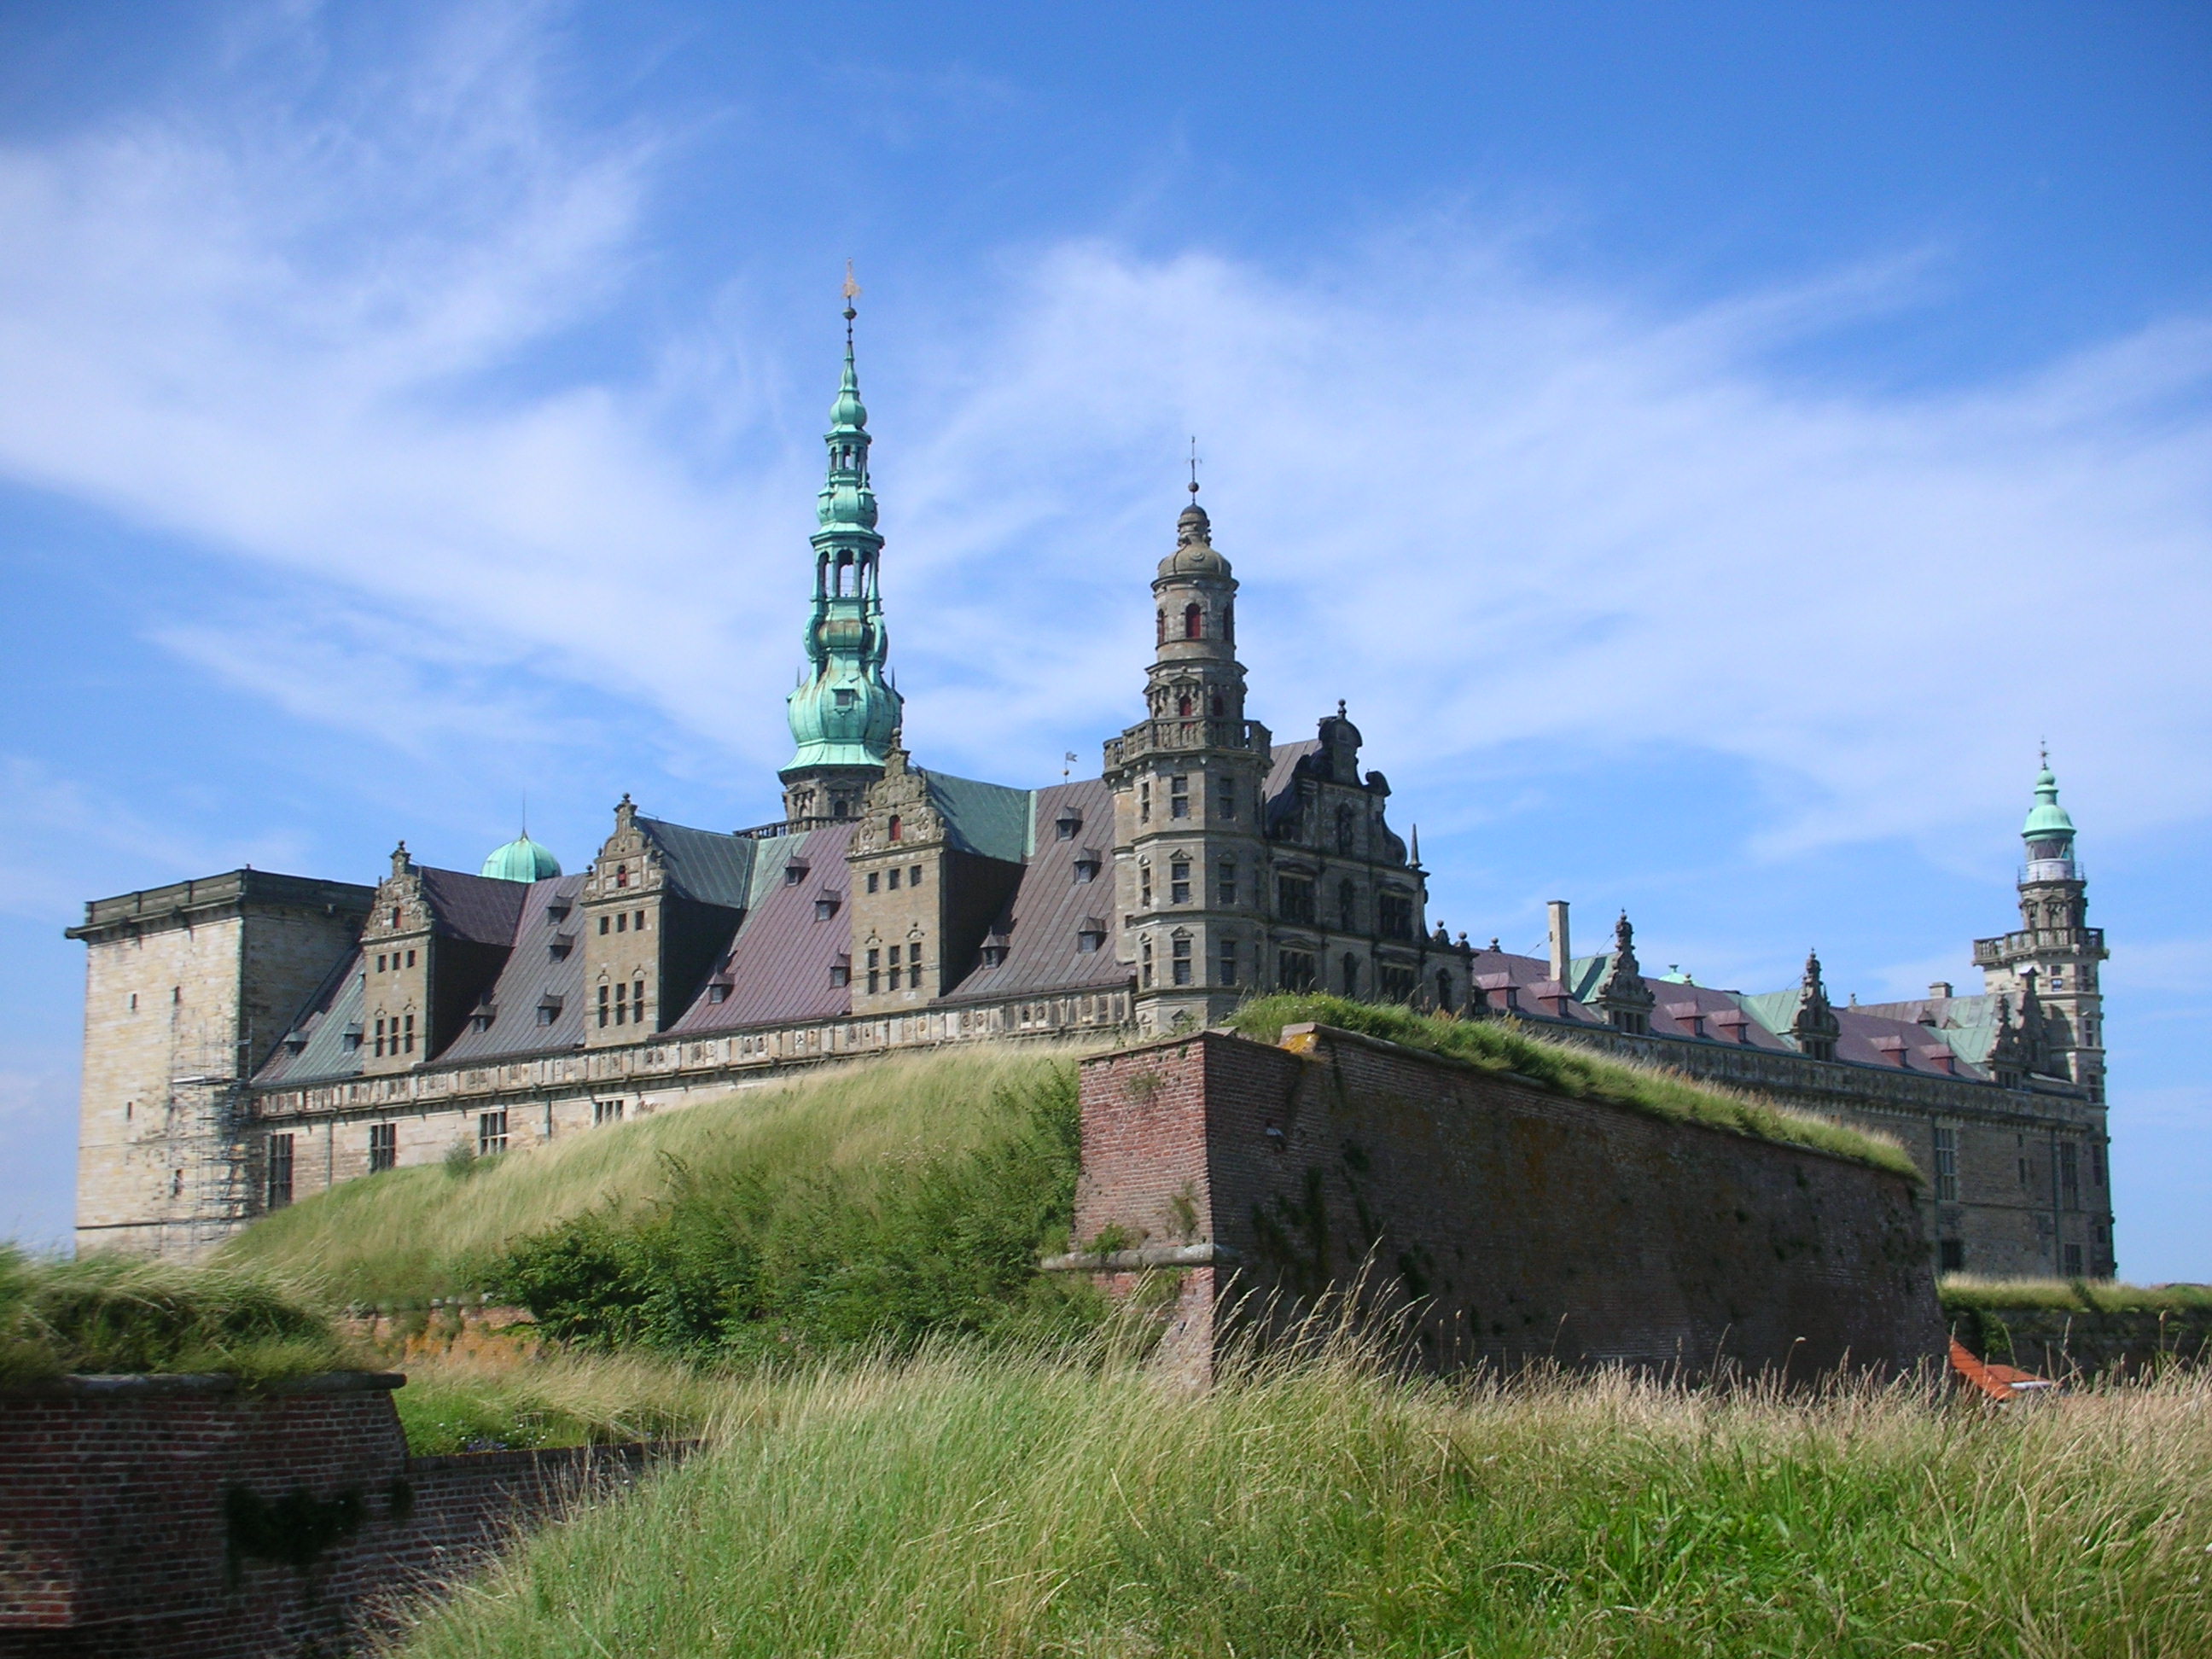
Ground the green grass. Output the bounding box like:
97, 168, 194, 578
0, 1246, 356, 1386
391, 1342, 2212, 1658
1939, 1275, 2212, 1314
220, 1043, 1106, 1307
1231, 994, 1919, 1179
393, 1347, 732, 1455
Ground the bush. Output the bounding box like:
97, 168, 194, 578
492, 1067, 1103, 1359
0, 1246, 355, 1386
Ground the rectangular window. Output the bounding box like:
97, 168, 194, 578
1170, 776, 1190, 818
1938, 1238, 1965, 1273
375, 952, 386, 972
1220, 789, 1237, 820
599, 915, 610, 934
2060, 1142, 2080, 1208
538, 999, 561, 1023
1278, 876, 1316, 924
1378, 894, 1415, 941
373, 1016, 386, 1058
1279, 950, 1317, 992
594, 1099, 624, 1126
1933, 1126, 1959, 1202
910, 864, 923, 887
2091, 1142, 2106, 1187
888, 868, 901, 890
369, 1122, 397, 1173
867, 871, 880, 893
402, 1013, 415, 1055
1218, 940, 1237, 986
479, 1110, 509, 1157
405, 949, 416, 968
2064, 1243, 2083, 1276
830, 958, 851, 987
265, 1135, 294, 1210
632, 981, 646, 1026
617, 912, 627, 933
1171, 934, 1192, 986
1170, 860, 1190, 904
1141, 865, 1153, 908
597, 983, 610, 1027
635, 910, 647, 930
1216, 863, 1237, 906
866, 947, 881, 993
1139, 782, 1150, 822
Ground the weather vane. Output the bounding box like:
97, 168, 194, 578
843, 259, 860, 341
1187, 435, 1202, 500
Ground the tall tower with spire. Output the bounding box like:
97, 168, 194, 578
1103, 490, 1272, 1033
1975, 756, 2106, 1101
780, 282, 903, 824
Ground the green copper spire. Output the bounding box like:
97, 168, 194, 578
781, 277, 903, 813
2021, 748, 2077, 859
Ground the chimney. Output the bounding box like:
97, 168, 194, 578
1929, 981, 1953, 1000
1547, 899, 1571, 985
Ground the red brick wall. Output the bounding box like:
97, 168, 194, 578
0, 1375, 674, 1658
1075, 1027, 1946, 1382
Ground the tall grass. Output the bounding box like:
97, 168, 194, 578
393, 1342, 2212, 1658
393, 1346, 733, 1455
1233, 993, 1918, 1178
220, 1044, 1103, 1306
0, 1246, 355, 1385
1941, 1275, 2212, 1313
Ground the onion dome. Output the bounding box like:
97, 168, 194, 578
480, 833, 562, 882
2022, 762, 2076, 847
1157, 503, 1231, 580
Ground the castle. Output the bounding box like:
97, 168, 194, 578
69, 307, 2115, 1280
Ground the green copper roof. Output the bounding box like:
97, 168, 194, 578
787, 306, 901, 777
2022, 762, 2076, 843
480, 833, 562, 882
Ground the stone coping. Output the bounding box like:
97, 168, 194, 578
0, 1369, 405, 1399
1041, 1242, 1243, 1273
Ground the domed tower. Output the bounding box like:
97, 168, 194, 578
1975, 754, 2106, 1100
1103, 488, 1272, 1033
480, 830, 562, 883
780, 291, 903, 824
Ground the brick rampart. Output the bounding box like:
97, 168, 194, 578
1066, 1025, 1947, 1383
0, 1374, 674, 1658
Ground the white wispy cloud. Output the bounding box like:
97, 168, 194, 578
0, 2, 2205, 880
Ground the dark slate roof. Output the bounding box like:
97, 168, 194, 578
667, 821, 859, 1033
1464, 946, 1998, 1079
1262, 740, 1323, 837
637, 817, 758, 910
436, 876, 591, 1063
253, 952, 367, 1087
942, 779, 1131, 1004
924, 772, 1033, 864
417, 867, 530, 946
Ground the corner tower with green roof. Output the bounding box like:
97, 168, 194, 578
779, 293, 903, 825
1975, 754, 2106, 1102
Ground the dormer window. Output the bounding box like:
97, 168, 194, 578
1055, 810, 1081, 841
830, 955, 852, 987
536, 993, 562, 1026
814, 891, 841, 921
980, 937, 1009, 969
283, 1030, 307, 1055
1073, 850, 1101, 884
546, 901, 571, 923
785, 860, 810, 887
469, 998, 496, 1033
706, 981, 731, 1004
549, 932, 575, 960
1076, 918, 1107, 954
341, 1022, 363, 1053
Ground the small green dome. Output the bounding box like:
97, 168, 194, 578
481, 834, 562, 882
2021, 764, 2075, 844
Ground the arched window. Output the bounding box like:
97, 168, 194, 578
1184, 603, 1202, 640
1436, 971, 1453, 1012
1224, 602, 1234, 643
1156, 609, 1167, 646
1336, 806, 1355, 855
1341, 954, 1359, 996
1339, 879, 1357, 928
1177, 694, 1192, 718
1209, 691, 1223, 716
888, 815, 902, 843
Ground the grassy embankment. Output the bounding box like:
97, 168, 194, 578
392, 1340, 2212, 1659
0, 1246, 355, 1385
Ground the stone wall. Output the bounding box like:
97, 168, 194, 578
0, 1373, 673, 1659
1062, 1024, 1947, 1384
1947, 1303, 2212, 1382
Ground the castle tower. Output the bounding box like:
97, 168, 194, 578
1103, 492, 1272, 1033
780, 290, 903, 824
1975, 757, 2106, 1101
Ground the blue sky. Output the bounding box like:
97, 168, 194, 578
1, 2, 2206, 1274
